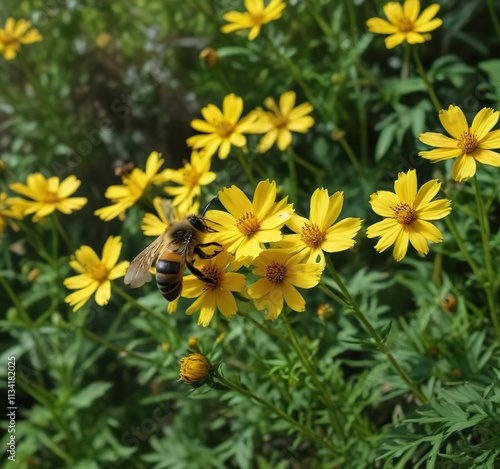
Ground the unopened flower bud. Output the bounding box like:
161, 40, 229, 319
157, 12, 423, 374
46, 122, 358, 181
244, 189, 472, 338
199, 47, 219, 66
179, 353, 211, 384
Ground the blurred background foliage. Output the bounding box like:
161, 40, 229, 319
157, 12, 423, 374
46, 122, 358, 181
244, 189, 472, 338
1, 0, 500, 468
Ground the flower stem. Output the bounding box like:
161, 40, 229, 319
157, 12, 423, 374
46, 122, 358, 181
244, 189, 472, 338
213, 370, 343, 456
485, 0, 500, 45
412, 47, 442, 113
0, 275, 32, 325
78, 325, 160, 364
52, 212, 74, 253
235, 150, 257, 186
337, 135, 363, 177
112, 284, 175, 334
285, 147, 297, 202
444, 217, 481, 277
281, 313, 347, 443
325, 259, 429, 404
473, 175, 500, 339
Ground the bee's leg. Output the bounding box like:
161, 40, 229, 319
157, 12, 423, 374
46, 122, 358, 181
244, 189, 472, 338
186, 258, 215, 284
195, 242, 222, 259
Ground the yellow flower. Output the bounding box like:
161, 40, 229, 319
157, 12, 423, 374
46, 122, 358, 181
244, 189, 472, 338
221, 0, 286, 40
163, 151, 216, 213
187, 93, 265, 159
256, 91, 315, 153
0, 18, 42, 60
278, 188, 362, 263
179, 353, 211, 383
0, 192, 22, 233
366, 169, 451, 262
206, 180, 294, 263
95, 151, 170, 221
181, 250, 246, 327
419, 105, 500, 182
64, 236, 129, 312
366, 0, 442, 49
9, 173, 87, 222
247, 249, 324, 320
95, 32, 112, 48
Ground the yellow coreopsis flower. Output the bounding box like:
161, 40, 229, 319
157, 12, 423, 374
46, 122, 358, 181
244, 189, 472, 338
256, 91, 315, 153
181, 250, 246, 327
206, 179, 294, 263
0, 192, 22, 233
221, 0, 286, 41
64, 236, 129, 312
366, 0, 442, 49
278, 188, 362, 263
9, 173, 87, 222
419, 105, 500, 182
187, 93, 265, 159
0, 18, 42, 60
366, 169, 451, 262
95, 151, 170, 221
247, 249, 324, 320
163, 151, 216, 213
179, 353, 211, 383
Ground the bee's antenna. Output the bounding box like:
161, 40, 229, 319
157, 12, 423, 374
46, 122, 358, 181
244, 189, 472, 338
201, 196, 218, 218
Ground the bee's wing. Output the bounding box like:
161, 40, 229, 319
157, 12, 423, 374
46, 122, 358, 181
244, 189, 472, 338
124, 232, 172, 288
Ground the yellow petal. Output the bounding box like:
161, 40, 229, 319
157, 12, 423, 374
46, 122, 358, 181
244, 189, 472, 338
369, 190, 400, 217
394, 170, 417, 204
419, 131, 458, 148
414, 4, 441, 27
411, 219, 443, 243
282, 282, 306, 312
439, 105, 468, 140
473, 148, 500, 167
383, 2, 404, 24
385, 32, 406, 49
392, 230, 410, 261
413, 179, 441, 210
415, 198, 451, 221
366, 17, 399, 34
408, 230, 429, 255
452, 155, 476, 181
470, 108, 500, 141
403, 0, 420, 22
478, 129, 500, 149
95, 281, 111, 306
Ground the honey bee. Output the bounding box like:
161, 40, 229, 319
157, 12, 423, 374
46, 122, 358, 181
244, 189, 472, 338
124, 215, 222, 301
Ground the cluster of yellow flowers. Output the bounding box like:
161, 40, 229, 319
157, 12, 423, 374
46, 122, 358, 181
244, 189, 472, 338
1, 0, 499, 328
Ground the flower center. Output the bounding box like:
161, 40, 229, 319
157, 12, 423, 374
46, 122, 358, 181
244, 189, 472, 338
1, 33, 19, 47
397, 17, 414, 32
89, 264, 109, 281
217, 121, 235, 138
250, 13, 265, 25
301, 223, 325, 248
236, 211, 260, 235
457, 130, 478, 154
42, 191, 61, 203
266, 261, 286, 284
392, 203, 416, 225
201, 266, 221, 290
271, 113, 288, 129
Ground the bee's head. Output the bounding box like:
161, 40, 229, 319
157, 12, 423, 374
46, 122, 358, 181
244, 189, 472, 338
187, 215, 208, 232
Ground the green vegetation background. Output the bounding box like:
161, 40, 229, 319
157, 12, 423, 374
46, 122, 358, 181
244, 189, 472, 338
1, 0, 500, 468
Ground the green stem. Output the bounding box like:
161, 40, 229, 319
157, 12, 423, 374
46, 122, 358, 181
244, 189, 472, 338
412, 47, 442, 113
287, 146, 322, 178
52, 212, 74, 253
338, 136, 363, 177
282, 313, 346, 442
485, 0, 500, 45
77, 326, 159, 364
214, 371, 343, 456
235, 150, 257, 186
303, 0, 337, 38
326, 260, 429, 404
238, 310, 288, 342
0, 275, 32, 325
285, 147, 297, 202
263, 34, 319, 114
112, 284, 175, 333
444, 217, 481, 277
473, 175, 500, 339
